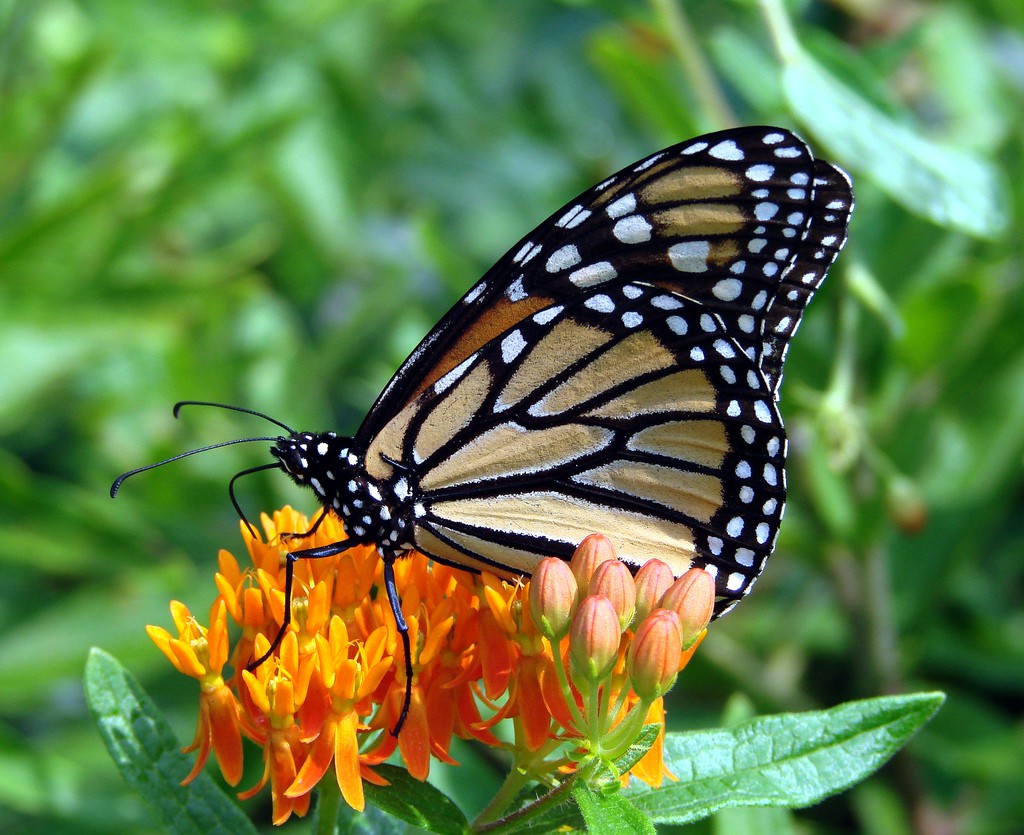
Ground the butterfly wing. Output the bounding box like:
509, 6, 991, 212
352, 126, 852, 612
359, 127, 852, 448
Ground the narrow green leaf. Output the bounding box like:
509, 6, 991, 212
628, 692, 944, 824
782, 51, 1006, 239
362, 764, 468, 834
613, 723, 662, 774
84, 648, 257, 835
572, 781, 655, 835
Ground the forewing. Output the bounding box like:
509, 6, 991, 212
358, 127, 851, 447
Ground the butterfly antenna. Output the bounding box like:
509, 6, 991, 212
110, 436, 281, 497
174, 401, 297, 435
229, 463, 282, 538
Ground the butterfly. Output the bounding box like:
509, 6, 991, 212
113, 126, 853, 733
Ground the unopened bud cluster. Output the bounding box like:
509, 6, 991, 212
528, 534, 715, 762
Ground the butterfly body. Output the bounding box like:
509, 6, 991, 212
272, 432, 418, 556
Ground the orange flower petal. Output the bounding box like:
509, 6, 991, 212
334, 711, 365, 811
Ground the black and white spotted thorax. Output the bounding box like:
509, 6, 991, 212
271, 432, 417, 557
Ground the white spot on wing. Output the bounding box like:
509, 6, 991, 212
568, 261, 617, 287
556, 205, 592, 229
606, 194, 637, 219
712, 278, 742, 301
546, 244, 582, 273
667, 315, 687, 335
746, 164, 774, 182
507, 277, 527, 302
613, 215, 652, 244
533, 305, 564, 325
434, 355, 475, 394
501, 330, 527, 363
668, 240, 710, 273
464, 281, 487, 304
584, 294, 615, 313
709, 139, 744, 161
652, 294, 683, 310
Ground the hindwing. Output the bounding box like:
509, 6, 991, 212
364, 282, 788, 613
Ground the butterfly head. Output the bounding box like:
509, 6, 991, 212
271, 431, 349, 487
271, 432, 415, 552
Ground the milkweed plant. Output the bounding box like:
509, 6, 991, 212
85, 507, 942, 833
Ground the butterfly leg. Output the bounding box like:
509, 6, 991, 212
245, 539, 413, 737
246, 538, 358, 670
381, 556, 412, 736
280, 508, 329, 543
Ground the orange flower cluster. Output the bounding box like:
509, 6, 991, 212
147, 506, 714, 825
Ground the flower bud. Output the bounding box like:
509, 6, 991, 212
569, 596, 621, 684
632, 559, 674, 627
886, 475, 928, 535
627, 609, 683, 701
529, 557, 578, 640
659, 568, 715, 649
589, 559, 636, 631
569, 533, 617, 591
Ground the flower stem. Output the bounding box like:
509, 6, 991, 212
551, 640, 587, 731
474, 759, 600, 834
649, 0, 736, 128
475, 765, 531, 826
312, 779, 341, 835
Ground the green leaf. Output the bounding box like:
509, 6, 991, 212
781, 51, 1007, 239
613, 723, 662, 775
627, 692, 944, 825
362, 764, 468, 834
572, 780, 655, 835
83, 648, 256, 835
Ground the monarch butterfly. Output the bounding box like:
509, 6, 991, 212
113, 126, 853, 734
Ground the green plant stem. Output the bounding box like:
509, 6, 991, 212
864, 544, 902, 695
475, 765, 532, 828
552, 643, 588, 731
649, 0, 735, 128
312, 779, 341, 835
474, 759, 601, 835
474, 732, 567, 826
759, 0, 801, 64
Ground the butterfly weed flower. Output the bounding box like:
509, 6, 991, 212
146, 599, 244, 787
147, 513, 717, 824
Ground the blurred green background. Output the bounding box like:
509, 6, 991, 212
2, 0, 1022, 832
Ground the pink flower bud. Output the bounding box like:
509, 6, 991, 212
627, 609, 682, 701
632, 559, 674, 627
659, 568, 715, 649
589, 559, 636, 631
529, 557, 578, 640
569, 533, 617, 591
569, 596, 622, 684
